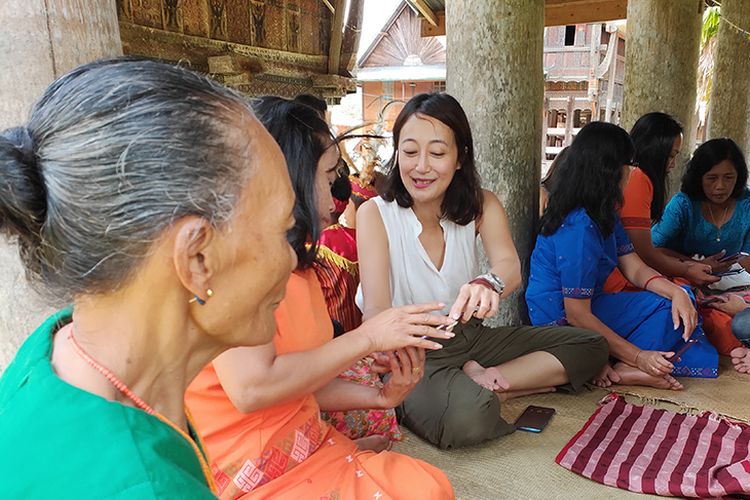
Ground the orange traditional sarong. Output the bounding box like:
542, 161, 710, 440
186, 269, 454, 500
604, 168, 652, 294
604, 168, 742, 354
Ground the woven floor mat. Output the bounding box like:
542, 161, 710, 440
392, 357, 748, 499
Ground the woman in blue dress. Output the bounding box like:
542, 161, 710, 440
526, 122, 718, 390
652, 138, 750, 373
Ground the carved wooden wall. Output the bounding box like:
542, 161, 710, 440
116, 0, 358, 102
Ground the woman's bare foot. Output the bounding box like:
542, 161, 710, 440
496, 387, 556, 403
613, 362, 683, 390
463, 360, 510, 391
591, 364, 622, 388
730, 347, 750, 374
354, 435, 391, 453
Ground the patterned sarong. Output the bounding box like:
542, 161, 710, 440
556, 393, 750, 497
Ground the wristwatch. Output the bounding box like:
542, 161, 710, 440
471, 272, 505, 295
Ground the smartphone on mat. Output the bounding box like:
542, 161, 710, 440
718, 251, 749, 263
514, 405, 556, 433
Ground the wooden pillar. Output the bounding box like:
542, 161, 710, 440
446, 0, 544, 325
0, 0, 121, 372
707, 0, 750, 154
588, 23, 602, 119
622, 0, 703, 194
564, 96, 575, 145
0, 0, 121, 129
542, 97, 549, 160
327, 0, 346, 75
604, 47, 618, 122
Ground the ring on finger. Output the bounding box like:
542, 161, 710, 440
412, 367, 421, 375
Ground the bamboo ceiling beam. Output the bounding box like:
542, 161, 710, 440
322, 0, 335, 14
327, 0, 346, 74
406, 0, 439, 27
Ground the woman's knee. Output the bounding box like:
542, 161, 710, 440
437, 391, 508, 448
732, 309, 750, 346
557, 327, 609, 359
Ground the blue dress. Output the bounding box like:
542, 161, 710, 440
652, 188, 750, 256
526, 208, 718, 378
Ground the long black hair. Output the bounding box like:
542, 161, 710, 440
681, 138, 748, 201
251, 96, 334, 269
539, 121, 634, 237
629, 112, 683, 221
382, 93, 483, 225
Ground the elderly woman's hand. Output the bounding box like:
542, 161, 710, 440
448, 282, 500, 322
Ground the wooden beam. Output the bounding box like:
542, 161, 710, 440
328, 0, 346, 74
545, 0, 627, 27
406, 0, 438, 27
420, 0, 627, 37
321, 0, 335, 14
420, 10, 445, 37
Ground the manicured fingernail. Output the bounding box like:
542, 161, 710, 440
433, 343, 443, 349
445, 332, 455, 338
451, 313, 460, 320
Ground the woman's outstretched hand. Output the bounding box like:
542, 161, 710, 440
359, 303, 454, 352
669, 288, 698, 340
449, 282, 500, 322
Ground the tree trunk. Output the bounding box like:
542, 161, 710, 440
0, 0, 121, 372
622, 0, 703, 195
446, 0, 544, 325
707, 0, 750, 154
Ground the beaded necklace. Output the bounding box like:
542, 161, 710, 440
67, 329, 216, 493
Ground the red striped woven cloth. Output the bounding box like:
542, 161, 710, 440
556, 393, 750, 497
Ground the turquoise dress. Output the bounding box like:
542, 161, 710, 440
652, 188, 750, 256
526, 208, 718, 378
0, 309, 216, 498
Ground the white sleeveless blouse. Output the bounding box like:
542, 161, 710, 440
358, 197, 479, 315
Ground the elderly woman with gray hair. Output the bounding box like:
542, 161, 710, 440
0, 58, 298, 497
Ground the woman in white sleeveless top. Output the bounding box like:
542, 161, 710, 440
357, 93, 609, 449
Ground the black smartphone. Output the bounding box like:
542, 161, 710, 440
667, 332, 704, 362
514, 405, 556, 433
712, 268, 744, 277
718, 251, 749, 263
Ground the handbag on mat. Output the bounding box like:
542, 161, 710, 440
556, 393, 750, 498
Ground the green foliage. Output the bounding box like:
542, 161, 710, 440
701, 6, 721, 48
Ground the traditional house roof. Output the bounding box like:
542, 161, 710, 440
356, 1, 445, 71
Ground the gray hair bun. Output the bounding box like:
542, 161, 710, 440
0, 126, 48, 263
0, 58, 255, 304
